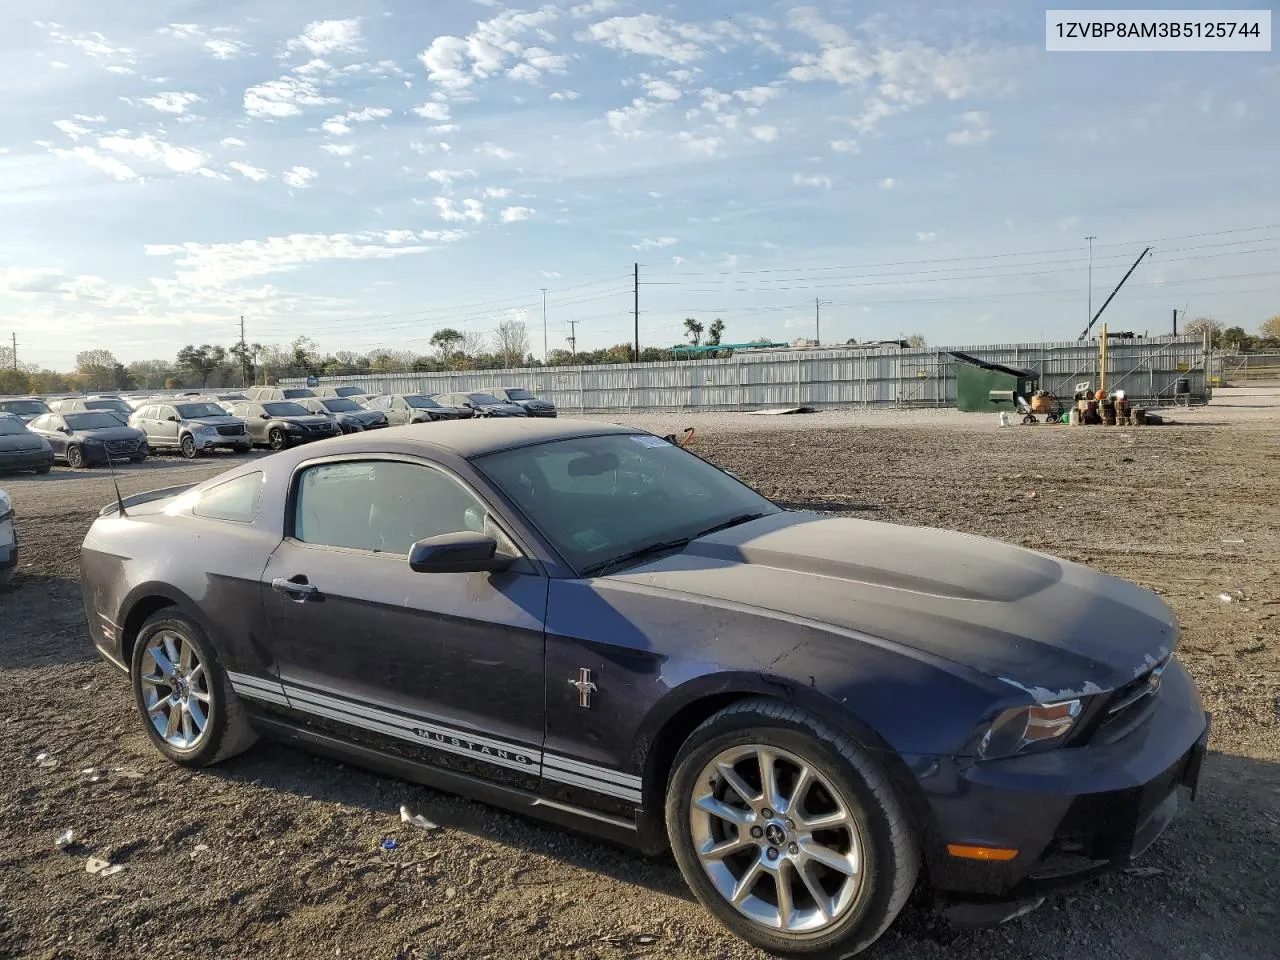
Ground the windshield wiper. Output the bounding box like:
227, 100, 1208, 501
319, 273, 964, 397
690, 512, 770, 539
581, 537, 694, 578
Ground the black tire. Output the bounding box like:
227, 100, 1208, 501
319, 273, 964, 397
129, 610, 257, 767
236, 444, 252, 454
130, 456, 146, 464
268, 428, 287, 451
180, 434, 199, 459
65, 444, 86, 469
36, 464, 52, 475
666, 698, 919, 959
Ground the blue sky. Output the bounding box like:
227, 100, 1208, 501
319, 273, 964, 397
2, 0, 1277, 369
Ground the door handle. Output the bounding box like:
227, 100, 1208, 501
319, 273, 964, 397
271, 576, 322, 602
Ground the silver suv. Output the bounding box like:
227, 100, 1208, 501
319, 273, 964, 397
128, 401, 252, 459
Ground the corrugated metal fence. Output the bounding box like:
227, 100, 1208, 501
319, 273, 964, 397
283, 336, 1212, 413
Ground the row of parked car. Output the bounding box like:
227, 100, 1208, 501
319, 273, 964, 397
0, 385, 557, 471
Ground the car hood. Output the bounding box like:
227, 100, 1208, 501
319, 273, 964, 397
516, 399, 555, 409
348, 410, 385, 424
478, 403, 527, 415
274, 415, 334, 426
611, 512, 1177, 697
0, 433, 50, 452
67, 425, 145, 442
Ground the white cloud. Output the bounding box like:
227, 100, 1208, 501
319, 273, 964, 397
435, 197, 486, 222
145, 231, 462, 289
831, 139, 860, 153
500, 206, 534, 223
229, 161, 270, 182
286, 19, 364, 57
160, 23, 249, 60
99, 134, 210, 175
750, 125, 779, 142
53, 119, 92, 141
1057, 215, 1081, 232
244, 76, 340, 119
429, 124, 460, 133
427, 168, 478, 188
321, 143, 356, 156
879, 177, 898, 190
550, 90, 581, 101
571, 0, 618, 16
322, 117, 352, 136
420, 8, 564, 95
606, 97, 667, 137
540, 270, 562, 278
282, 166, 318, 189
52, 146, 139, 181
348, 106, 392, 122
945, 110, 992, 145
644, 79, 683, 101
320, 105, 391, 137
479, 143, 518, 160
483, 186, 513, 199
632, 236, 678, 251
522, 47, 568, 74
677, 131, 721, 155
2, 266, 70, 295
794, 173, 832, 189
206, 38, 249, 59
916, 231, 938, 242
413, 102, 451, 121
221, 137, 247, 148
140, 91, 202, 115
734, 85, 780, 106
46, 27, 137, 71
586, 14, 709, 64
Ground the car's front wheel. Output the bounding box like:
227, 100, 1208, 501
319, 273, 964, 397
666, 699, 919, 958
130, 610, 256, 767
268, 428, 288, 451
180, 434, 199, 459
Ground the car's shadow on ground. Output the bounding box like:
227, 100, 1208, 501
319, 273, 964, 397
201, 735, 1280, 957
0, 575, 97, 669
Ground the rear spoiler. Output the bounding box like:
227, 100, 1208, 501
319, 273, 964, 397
98, 483, 198, 517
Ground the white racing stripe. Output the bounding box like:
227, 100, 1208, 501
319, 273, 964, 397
225, 671, 642, 805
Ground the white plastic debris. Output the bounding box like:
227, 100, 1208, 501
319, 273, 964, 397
56, 829, 75, 850
35, 751, 58, 769
998, 412, 1011, 427
86, 858, 125, 877
1218, 594, 1235, 603
399, 805, 440, 831
191, 843, 210, 859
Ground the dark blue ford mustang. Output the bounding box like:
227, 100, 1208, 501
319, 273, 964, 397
79, 419, 1208, 957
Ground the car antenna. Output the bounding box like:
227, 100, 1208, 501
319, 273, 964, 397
105, 449, 127, 517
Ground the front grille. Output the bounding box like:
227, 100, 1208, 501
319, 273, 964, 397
1093, 657, 1169, 744
106, 439, 138, 455
216, 425, 244, 437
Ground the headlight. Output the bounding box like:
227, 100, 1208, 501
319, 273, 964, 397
284, 423, 305, 432
82, 437, 104, 446
0, 494, 12, 522
195, 425, 217, 435
977, 699, 1082, 760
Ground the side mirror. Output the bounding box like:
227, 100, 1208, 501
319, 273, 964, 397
260, 413, 271, 420
58, 426, 71, 434
408, 533, 511, 574
167, 416, 179, 422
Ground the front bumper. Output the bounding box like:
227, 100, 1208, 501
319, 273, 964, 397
193, 433, 251, 450
525, 408, 558, 418
83, 443, 148, 463
0, 519, 17, 578
0, 450, 54, 472
913, 659, 1209, 900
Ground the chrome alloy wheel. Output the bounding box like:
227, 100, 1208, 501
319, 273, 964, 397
690, 744, 866, 934
139, 631, 211, 749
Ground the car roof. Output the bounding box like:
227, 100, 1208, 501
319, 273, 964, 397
317, 417, 638, 458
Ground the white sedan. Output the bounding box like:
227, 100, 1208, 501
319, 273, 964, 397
0, 488, 15, 587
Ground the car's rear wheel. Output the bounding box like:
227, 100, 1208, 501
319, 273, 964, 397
666, 699, 918, 958
180, 434, 198, 459
268, 428, 287, 451
130, 610, 257, 767
65, 445, 85, 469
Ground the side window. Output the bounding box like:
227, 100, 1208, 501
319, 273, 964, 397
160, 406, 177, 421
193, 473, 263, 523
137, 406, 152, 420
294, 460, 492, 556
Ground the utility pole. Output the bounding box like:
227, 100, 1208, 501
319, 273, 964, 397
238, 315, 249, 387
9, 332, 15, 371
567, 320, 578, 361
540, 289, 548, 365
1085, 236, 1096, 332
633, 262, 640, 362
1172, 308, 1178, 336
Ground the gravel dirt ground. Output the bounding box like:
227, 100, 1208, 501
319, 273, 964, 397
1, 391, 1278, 960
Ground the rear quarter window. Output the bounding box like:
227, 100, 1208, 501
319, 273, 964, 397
192, 472, 263, 524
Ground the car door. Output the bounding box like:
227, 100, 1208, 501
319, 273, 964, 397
153, 405, 181, 448
237, 404, 266, 443
258, 455, 548, 791
387, 397, 409, 425
31, 415, 67, 458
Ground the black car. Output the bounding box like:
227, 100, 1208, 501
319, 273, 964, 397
228, 401, 341, 450
0, 397, 51, 424
496, 388, 557, 418
27, 411, 148, 467
434, 391, 527, 418
129, 401, 252, 459
365, 394, 465, 424
298, 397, 390, 433
0, 414, 54, 474
79, 419, 1207, 958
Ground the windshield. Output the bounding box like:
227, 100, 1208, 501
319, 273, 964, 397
475, 434, 778, 575
405, 396, 441, 408
0, 418, 28, 436
333, 387, 366, 398
63, 412, 125, 430
84, 399, 132, 414
504, 389, 534, 400
281, 388, 316, 399
176, 403, 228, 419
0, 400, 48, 416
469, 393, 502, 405
263, 402, 311, 417
322, 398, 361, 412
